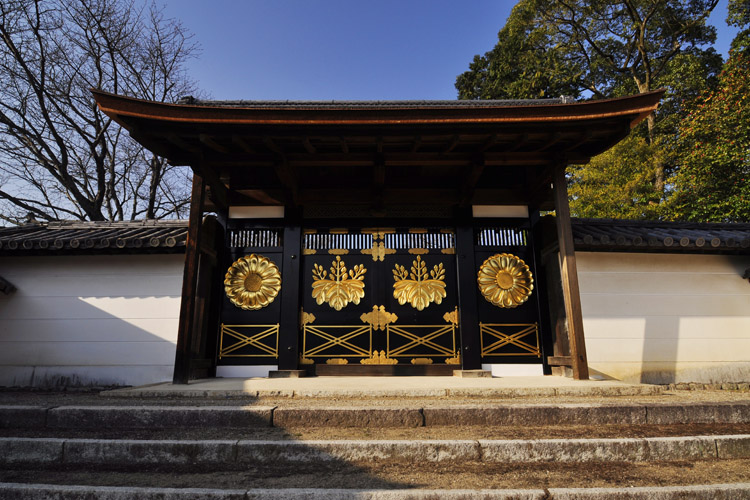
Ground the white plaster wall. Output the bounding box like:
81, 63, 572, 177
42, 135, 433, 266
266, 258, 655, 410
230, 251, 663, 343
0, 254, 183, 387
577, 252, 750, 384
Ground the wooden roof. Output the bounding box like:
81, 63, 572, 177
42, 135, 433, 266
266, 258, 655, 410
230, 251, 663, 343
93, 90, 664, 211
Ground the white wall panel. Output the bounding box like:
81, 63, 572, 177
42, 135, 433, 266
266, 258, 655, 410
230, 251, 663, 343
0, 254, 183, 387
578, 252, 750, 384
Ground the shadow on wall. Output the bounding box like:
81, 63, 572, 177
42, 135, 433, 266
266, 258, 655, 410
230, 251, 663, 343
0, 295, 180, 388
640, 316, 679, 385
0, 254, 186, 388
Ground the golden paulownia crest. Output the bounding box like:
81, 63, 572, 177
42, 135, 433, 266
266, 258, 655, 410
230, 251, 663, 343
392, 256, 447, 311
361, 350, 398, 365
477, 253, 534, 308
311, 256, 367, 311
360, 305, 398, 331
224, 254, 281, 310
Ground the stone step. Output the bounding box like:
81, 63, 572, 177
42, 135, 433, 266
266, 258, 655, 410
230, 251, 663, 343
1, 483, 749, 499
2, 435, 749, 466
2, 401, 749, 429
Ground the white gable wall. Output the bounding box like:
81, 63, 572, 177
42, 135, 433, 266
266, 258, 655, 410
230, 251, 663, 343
578, 252, 750, 384
0, 254, 183, 387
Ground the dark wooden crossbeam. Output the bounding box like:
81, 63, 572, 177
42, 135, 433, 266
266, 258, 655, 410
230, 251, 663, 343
231, 135, 256, 153
302, 137, 316, 154
199, 134, 230, 154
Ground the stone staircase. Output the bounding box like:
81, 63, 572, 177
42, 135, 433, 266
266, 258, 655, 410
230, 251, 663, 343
1, 391, 749, 499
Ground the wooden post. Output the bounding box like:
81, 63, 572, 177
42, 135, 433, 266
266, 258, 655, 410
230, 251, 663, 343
173, 175, 205, 384
277, 211, 302, 371
455, 217, 482, 370
552, 166, 589, 380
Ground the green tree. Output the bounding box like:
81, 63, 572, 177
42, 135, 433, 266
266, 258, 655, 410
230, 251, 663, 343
665, 46, 750, 221
457, 0, 722, 215
455, 0, 582, 100
569, 135, 664, 219
728, 0, 750, 51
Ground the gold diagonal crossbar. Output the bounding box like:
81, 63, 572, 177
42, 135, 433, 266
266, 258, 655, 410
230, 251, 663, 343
303, 324, 372, 358
480, 323, 540, 357
219, 324, 279, 358
387, 324, 456, 358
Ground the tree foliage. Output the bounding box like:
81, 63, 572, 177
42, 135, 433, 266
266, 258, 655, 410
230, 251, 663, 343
665, 48, 750, 222
456, 0, 724, 219
457, 0, 719, 102
0, 0, 199, 224
568, 135, 664, 219
455, 0, 582, 100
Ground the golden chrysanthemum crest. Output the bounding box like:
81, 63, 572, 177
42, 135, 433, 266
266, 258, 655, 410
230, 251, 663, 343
224, 254, 282, 310
477, 253, 533, 308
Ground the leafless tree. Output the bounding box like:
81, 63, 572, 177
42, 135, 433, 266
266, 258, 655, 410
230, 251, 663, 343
0, 0, 199, 224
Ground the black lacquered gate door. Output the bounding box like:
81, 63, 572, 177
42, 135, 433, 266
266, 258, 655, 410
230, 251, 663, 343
300, 228, 460, 366
474, 220, 543, 364
217, 224, 284, 366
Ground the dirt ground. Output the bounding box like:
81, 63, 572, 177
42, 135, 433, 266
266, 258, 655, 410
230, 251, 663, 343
2, 459, 749, 490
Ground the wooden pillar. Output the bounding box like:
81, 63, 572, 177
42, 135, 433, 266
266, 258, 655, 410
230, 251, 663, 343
552, 166, 589, 380
455, 214, 482, 370
173, 175, 206, 384
277, 210, 302, 370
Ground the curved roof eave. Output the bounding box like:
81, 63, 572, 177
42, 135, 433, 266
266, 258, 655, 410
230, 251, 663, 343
92, 89, 664, 129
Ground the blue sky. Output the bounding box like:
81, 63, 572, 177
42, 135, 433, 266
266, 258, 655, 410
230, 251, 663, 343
161, 0, 740, 101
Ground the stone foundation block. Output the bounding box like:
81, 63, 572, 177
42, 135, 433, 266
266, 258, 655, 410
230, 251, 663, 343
645, 436, 717, 460
645, 402, 750, 424
0, 437, 64, 464
479, 438, 649, 463
272, 407, 423, 428
62, 439, 237, 465
237, 439, 480, 463
0, 406, 48, 428
716, 435, 750, 458
47, 406, 273, 429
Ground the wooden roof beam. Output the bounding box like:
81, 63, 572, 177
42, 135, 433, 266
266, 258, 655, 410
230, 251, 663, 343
273, 160, 299, 205
443, 135, 460, 154
199, 134, 231, 154
231, 135, 256, 153
538, 132, 564, 152
506, 134, 529, 152
563, 130, 593, 152
167, 133, 201, 154
191, 161, 228, 209
480, 134, 499, 152
411, 135, 422, 153
339, 137, 349, 154
263, 136, 283, 154
459, 158, 486, 207
302, 137, 317, 154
